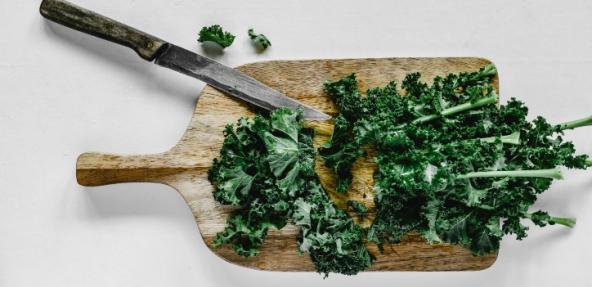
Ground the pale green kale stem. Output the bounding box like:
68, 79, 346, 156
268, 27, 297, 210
526, 213, 576, 228
412, 95, 498, 125
478, 131, 521, 145
549, 216, 577, 228
558, 115, 592, 130
457, 168, 563, 180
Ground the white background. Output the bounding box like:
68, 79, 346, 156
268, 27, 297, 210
1, 0, 592, 286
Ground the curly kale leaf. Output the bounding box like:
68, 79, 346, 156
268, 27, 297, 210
209, 108, 372, 276
212, 166, 254, 205
198, 25, 235, 48
209, 108, 309, 256
262, 109, 304, 196
323, 74, 368, 121
318, 115, 363, 193
248, 28, 271, 50
213, 214, 271, 257
294, 183, 373, 277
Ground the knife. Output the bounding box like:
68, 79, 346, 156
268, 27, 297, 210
39, 0, 331, 121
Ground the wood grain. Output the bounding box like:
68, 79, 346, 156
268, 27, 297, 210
77, 57, 499, 271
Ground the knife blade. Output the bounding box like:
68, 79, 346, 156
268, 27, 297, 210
154, 45, 330, 120
39, 0, 331, 121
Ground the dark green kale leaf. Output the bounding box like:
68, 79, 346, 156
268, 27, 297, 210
318, 115, 363, 193
262, 109, 306, 196
209, 108, 308, 256
212, 214, 271, 257
294, 183, 373, 277
323, 74, 373, 122
198, 24, 235, 48
248, 28, 271, 50
209, 108, 372, 276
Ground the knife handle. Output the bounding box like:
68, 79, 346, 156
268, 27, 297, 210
40, 0, 167, 61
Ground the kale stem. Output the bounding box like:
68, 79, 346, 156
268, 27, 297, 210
526, 213, 576, 228
558, 115, 592, 130
457, 168, 563, 180
586, 160, 592, 167
413, 95, 498, 125
479, 131, 521, 145
550, 216, 577, 228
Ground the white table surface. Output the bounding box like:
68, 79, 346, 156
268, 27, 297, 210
2, 0, 592, 286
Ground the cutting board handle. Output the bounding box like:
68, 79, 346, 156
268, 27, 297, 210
76, 152, 176, 186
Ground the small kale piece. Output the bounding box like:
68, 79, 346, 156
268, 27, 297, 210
198, 24, 235, 48
248, 28, 271, 50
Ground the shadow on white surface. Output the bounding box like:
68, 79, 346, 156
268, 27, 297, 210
537, 172, 592, 213
200, 41, 226, 58
41, 20, 199, 107
81, 183, 189, 219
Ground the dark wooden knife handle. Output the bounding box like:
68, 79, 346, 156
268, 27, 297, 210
40, 0, 167, 61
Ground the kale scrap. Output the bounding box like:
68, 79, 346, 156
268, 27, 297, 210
248, 28, 272, 50
324, 65, 590, 255
198, 25, 235, 48
209, 108, 372, 276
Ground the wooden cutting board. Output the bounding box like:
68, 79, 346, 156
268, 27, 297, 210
76, 57, 499, 272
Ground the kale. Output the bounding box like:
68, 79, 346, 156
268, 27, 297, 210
198, 25, 235, 48
323, 74, 368, 122
209, 110, 301, 256
318, 115, 363, 192
294, 184, 373, 277
209, 108, 372, 276
318, 75, 372, 192
347, 200, 368, 220
323, 65, 590, 255
210, 65, 590, 275
528, 210, 577, 228
248, 28, 272, 50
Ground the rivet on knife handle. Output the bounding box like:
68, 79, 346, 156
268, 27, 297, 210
40, 0, 167, 61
